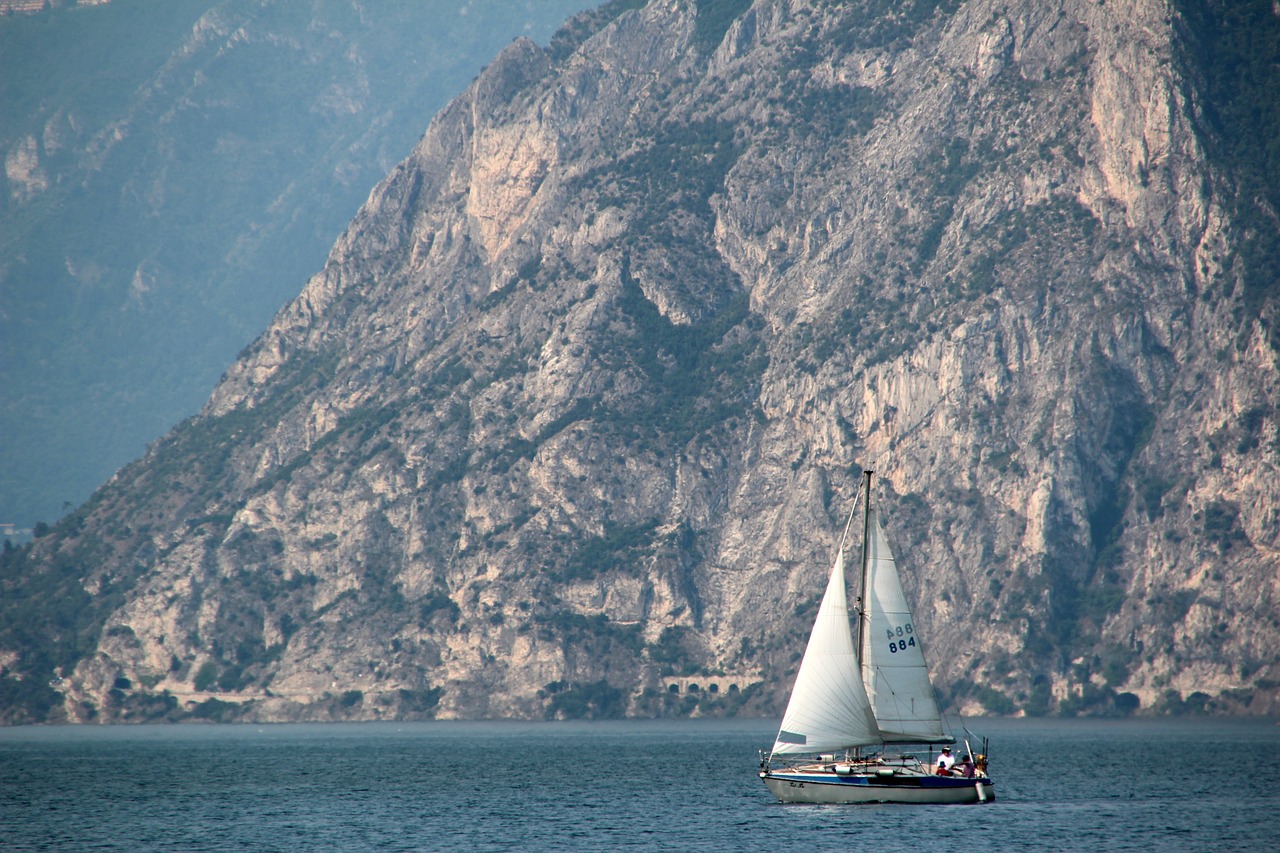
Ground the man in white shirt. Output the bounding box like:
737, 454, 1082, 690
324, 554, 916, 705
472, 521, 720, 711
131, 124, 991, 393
936, 746, 956, 774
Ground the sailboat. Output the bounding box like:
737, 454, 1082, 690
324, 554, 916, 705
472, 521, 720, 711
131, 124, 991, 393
759, 470, 995, 804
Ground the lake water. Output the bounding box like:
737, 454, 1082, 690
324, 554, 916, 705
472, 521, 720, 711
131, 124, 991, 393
1, 716, 1276, 851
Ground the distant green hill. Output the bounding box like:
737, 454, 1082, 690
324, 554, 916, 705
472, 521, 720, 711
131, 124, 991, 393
0, 0, 595, 529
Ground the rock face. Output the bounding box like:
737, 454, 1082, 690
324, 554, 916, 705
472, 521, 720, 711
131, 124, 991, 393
3, 0, 1278, 724
0, 0, 594, 529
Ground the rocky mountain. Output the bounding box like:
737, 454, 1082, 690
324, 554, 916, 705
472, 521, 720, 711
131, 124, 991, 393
0, 0, 592, 528
3, 0, 1278, 725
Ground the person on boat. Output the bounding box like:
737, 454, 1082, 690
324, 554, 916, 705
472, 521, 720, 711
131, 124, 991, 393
936, 746, 955, 775
957, 754, 976, 778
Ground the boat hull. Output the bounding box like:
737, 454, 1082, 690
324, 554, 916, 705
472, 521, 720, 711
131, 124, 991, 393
761, 770, 995, 805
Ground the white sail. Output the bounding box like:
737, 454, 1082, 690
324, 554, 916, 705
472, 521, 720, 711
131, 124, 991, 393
760, 473, 994, 805
771, 548, 881, 755
860, 509, 948, 742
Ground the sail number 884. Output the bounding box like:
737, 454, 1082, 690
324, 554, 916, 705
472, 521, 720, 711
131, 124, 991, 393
887, 623, 915, 654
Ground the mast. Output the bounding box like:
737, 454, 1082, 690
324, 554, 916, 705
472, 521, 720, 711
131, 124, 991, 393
856, 470, 873, 665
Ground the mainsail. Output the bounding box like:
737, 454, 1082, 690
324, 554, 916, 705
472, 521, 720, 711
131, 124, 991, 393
860, 509, 948, 742
770, 548, 881, 755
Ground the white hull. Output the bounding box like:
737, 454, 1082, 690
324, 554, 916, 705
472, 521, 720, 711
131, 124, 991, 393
761, 769, 994, 805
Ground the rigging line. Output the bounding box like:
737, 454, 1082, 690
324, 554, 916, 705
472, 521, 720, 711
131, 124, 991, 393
957, 710, 985, 745
866, 667, 927, 720
836, 485, 863, 557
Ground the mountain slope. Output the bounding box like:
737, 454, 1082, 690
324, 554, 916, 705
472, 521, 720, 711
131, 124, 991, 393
2, 0, 1277, 724
0, 0, 594, 528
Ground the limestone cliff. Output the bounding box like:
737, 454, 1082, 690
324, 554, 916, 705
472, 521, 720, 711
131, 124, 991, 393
3, 0, 1277, 723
